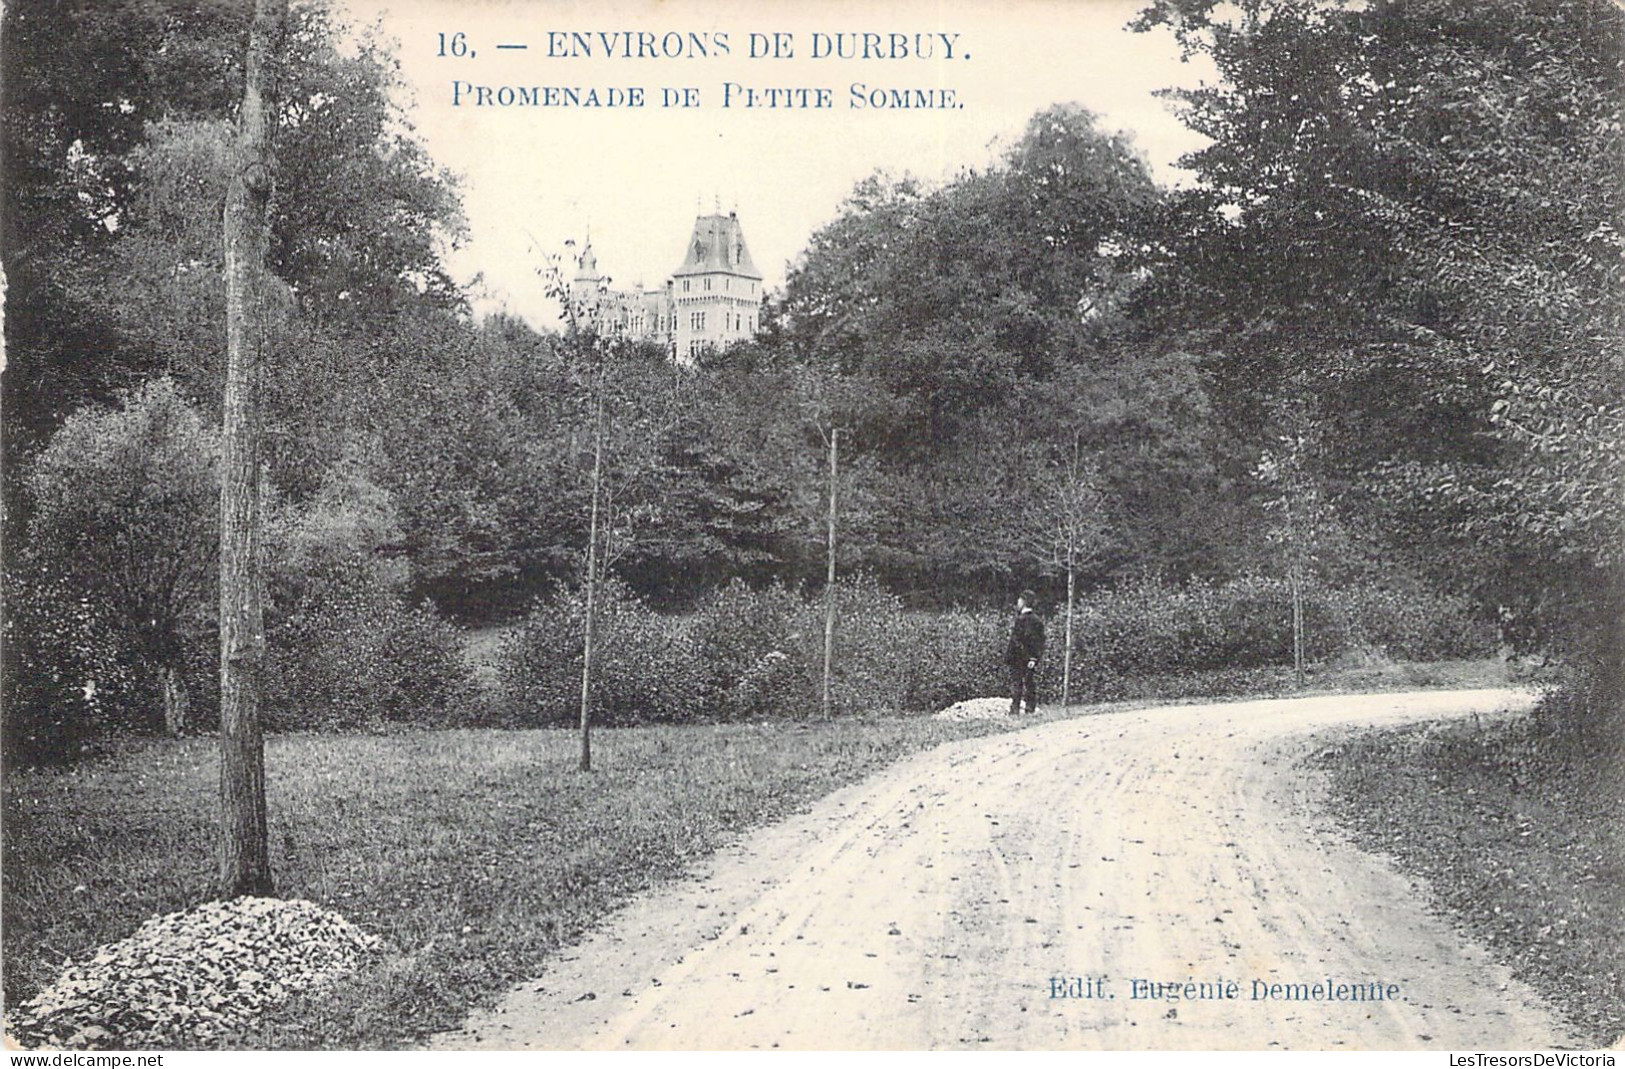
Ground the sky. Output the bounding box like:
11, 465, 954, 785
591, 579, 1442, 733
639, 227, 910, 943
335, 0, 1217, 326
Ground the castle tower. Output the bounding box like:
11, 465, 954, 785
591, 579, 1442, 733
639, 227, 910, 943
670, 210, 764, 364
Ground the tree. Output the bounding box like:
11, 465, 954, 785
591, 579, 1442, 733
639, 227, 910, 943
2, 0, 466, 526
787, 364, 892, 712
624, 352, 804, 597
1254, 404, 1333, 688
784, 108, 1160, 414
22, 379, 219, 737
219, 0, 287, 900
770, 108, 1244, 600
1027, 442, 1110, 706
1133, 0, 1624, 728
544, 252, 691, 768
820, 425, 840, 720
269, 4, 466, 321
578, 348, 607, 771
0, 0, 242, 460
3, 1, 487, 776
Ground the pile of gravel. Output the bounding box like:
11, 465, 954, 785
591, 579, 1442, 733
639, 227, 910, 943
934, 696, 1015, 721
8, 897, 381, 1050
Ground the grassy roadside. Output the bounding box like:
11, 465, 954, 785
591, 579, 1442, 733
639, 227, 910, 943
1072, 656, 1509, 706
4, 658, 1513, 1049
1314, 716, 1625, 1048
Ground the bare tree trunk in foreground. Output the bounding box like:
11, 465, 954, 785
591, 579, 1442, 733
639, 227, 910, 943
219, 0, 287, 899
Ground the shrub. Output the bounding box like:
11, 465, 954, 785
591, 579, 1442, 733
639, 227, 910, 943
378, 603, 475, 722
1, 568, 141, 767
789, 575, 909, 715
697, 575, 1009, 717
1197, 575, 1350, 668
498, 579, 707, 727
259, 453, 475, 730
690, 580, 806, 719
497, 574, 1010, 726
895, 608, 1008, 712
1065, 575, 1489, 693
265, 562, 474, 730
1334, 584, 1496, 662
488, 572, 1494, 728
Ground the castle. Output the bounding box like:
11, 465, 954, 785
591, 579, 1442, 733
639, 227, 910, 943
570, 210, 764, 363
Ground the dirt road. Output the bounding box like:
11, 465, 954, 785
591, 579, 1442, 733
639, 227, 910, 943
431, 689, 1574, 1050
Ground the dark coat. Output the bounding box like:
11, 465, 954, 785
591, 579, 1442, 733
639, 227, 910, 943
1005, 609, 1046, 668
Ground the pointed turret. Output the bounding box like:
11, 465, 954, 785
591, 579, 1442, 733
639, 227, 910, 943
573, 233, 603, 286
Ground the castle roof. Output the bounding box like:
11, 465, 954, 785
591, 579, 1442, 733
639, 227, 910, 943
672, 212, 762, 280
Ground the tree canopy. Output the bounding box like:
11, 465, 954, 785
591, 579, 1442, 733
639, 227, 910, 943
1133, 0, 1624, 724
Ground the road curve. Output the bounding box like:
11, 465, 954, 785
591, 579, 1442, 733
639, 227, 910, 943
430, 689, 1574, 1051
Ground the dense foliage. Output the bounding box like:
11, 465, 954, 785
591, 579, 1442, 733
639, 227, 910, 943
4, 0, 1613, 758
1130, 0, 1623, 736
775, 108, 1236, 593
5, 383, 474, 763
496, 575, 1007, 726
9, 380, 220, 754
492, 574, 1488, 727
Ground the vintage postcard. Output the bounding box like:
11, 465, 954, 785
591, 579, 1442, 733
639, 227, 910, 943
3, 0, 1619, 1056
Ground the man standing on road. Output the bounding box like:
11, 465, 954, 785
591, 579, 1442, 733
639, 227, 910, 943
1005, 589, 1046, 716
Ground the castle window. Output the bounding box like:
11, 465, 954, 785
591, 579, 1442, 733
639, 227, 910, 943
704, 278, 712, 291
691, 311, 705, 331
683, 279, 690, 292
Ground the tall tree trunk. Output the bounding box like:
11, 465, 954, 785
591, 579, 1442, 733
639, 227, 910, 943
1063, 554, 1075, 708
822, 428, 839, 720
579, 371, 606, 772
219, 0, 286, 899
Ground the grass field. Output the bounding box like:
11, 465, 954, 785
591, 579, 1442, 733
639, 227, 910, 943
1317, 717, 1625, 1048
3, 657, 1521, 1049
